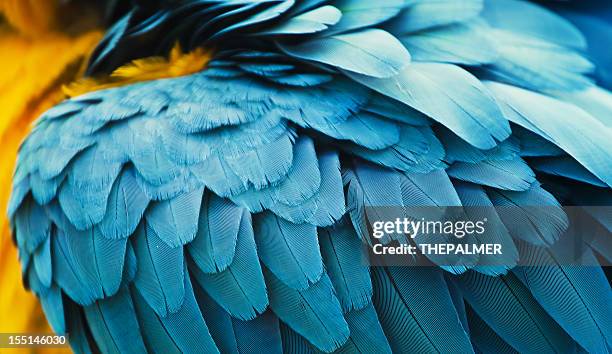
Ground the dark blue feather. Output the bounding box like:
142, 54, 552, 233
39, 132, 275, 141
466, 306, 518, 354
132, 267, 220, 354
456, 272, 577, 353
513, 243, 612, 353
265, 268, 349, 352
344, 161, 403, 245
83, 287, 147, 353
371, 267, 474, 353
531, 156, 607, 187
320, 218, 372, 312
338, 303, 392, 354
486, 184, 568, 246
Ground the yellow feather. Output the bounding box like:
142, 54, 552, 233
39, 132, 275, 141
64, 44, 213, 97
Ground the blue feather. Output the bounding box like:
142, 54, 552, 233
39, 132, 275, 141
555, 87, 612, 128
131, 146, 181, 187
487, 81, 612, 187
253, 211, 323, 290
466, 306, 518, 354
279, 322, 317, 353
52, 228, 100, 305
386, 0, 482, 34
320, 218, 372, 312
453, 181, 519, 275
39, 285, 66, 334
559, 12, 612, 89
339, 303, 392, 353
346, 126, 445, 173
132, 267, 220, 354
400, 22, 497, 66
238, 63, 294, 77
482, 0, 586, 49
446, 277, 470, 333
190, 209, 267, 320
348, 63, 510, 149
29, 171, 62, 205
328, 0, 404, 34
68, 144, 123, 189
58, 178, 114, 230
371, 267, 474, 353
195, 285, 283, 354
439, 127, 519, 164
210, 0, 295, 40
192, 285, 239, 353
83, 287, 147, 353
258, 5, 341, 35
309, 111, 401, 150
530, 156, 607, 187
232, 311, 283, 354
513, 243, 612, 353
364, 95, 431, 126
99, 168, 150, 239
14, 196, 50, 254
481, 30, 593, 92
33, 235, 52, 288
269, 149, 345, 226
279, 29, 410, 78
486, 184, 568, 246
221, 131, 295, 191
53, 225, 127, 301
133, 222, 185, 317
344, 161, 403, 245
264, 72, 334, 87
265, 268, 349, 352
401, 169, 462, 206
136, 171, 202, 202
513, 126, 564, 157
448, 158, 536, 191
146, 187, 204, 247
65, 301, 93, 354
188, 193, 241, 273
456, 271, 577, 353
230, 135, 319, 211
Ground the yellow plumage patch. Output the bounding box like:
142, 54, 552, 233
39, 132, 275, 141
0, 29, 102, 353
0, 0, 59, 36
64, 44, 214, 97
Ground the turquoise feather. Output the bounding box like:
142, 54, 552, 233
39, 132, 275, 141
190, 210, 268, 320
253, 211, 323, 290
371, 267, 474, 353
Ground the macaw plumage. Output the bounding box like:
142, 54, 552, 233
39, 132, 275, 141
7, 0, 612, 353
